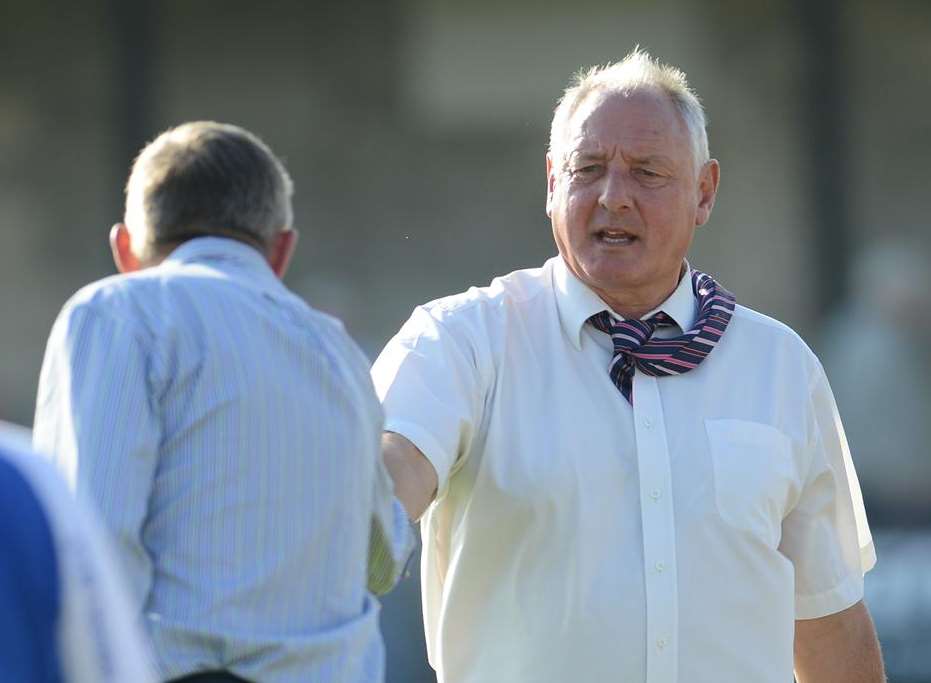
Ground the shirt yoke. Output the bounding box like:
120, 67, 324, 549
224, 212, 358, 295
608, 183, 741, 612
57, 263, 375, 415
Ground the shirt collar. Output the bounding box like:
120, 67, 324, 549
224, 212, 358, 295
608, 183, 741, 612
162, 236, 281, 289
553, 256, 697, 351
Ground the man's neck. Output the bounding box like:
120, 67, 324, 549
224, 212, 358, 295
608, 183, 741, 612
594, 270, 685, 320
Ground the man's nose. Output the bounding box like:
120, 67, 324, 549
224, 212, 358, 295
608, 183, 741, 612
599, 168, 633, 213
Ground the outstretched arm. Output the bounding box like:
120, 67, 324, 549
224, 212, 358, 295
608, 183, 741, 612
381, 432, 438, 521
365, 432, 435, 594
794, 600, 884, 683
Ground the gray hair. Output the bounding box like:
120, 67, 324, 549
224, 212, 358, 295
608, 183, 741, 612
124, 121, 293, 256
548, 48, 709, 172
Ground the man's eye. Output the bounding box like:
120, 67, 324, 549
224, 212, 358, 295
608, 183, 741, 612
571, 165, 601, 176
635, 168, 660, 178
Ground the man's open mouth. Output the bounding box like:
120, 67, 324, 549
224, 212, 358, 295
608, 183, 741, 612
596, 229, 637, 245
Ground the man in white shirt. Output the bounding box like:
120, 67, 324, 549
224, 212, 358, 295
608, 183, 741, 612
34, 122, 411, 683
371, 49, 884, 683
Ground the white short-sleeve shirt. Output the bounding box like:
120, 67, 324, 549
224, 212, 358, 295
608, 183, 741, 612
371, 256, 874, 683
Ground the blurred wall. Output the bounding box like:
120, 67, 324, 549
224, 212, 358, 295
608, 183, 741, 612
4, 0, 929, 423
1, 1, 929, 681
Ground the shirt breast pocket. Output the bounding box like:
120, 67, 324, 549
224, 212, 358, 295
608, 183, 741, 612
704, 418, 795, 546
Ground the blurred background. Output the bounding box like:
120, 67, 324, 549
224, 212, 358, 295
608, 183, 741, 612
1, 0, 929, 680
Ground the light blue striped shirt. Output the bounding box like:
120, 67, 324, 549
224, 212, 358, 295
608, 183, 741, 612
33, 237, 411, 683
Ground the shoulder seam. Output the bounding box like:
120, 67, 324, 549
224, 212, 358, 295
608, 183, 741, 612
58, 298, 152, 349
423, 277, 550, 319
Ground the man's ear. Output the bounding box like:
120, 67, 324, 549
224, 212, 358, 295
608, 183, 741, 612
695, 159, 720, 227
267, 229, 299, 279
545, 153, 557, 218
109, 223, 142, 273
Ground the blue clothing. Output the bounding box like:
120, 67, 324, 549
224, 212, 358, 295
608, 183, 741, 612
0, 423, 155, 682
0, 444, 62, 682
34, 237, 410, 683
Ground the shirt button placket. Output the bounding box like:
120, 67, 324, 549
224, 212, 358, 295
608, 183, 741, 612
633, 375, 678, 683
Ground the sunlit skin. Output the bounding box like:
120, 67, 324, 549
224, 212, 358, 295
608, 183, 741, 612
546, 88, 720, 319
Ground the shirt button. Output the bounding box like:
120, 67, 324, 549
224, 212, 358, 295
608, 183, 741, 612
655, 561, 665, 573
650, 489, 662, 501
643, 417, 653, 429
657, 638, 667, 650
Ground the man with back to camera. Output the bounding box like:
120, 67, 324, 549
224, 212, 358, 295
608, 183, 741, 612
33, 121, 412, 683
372, 50, 885, 682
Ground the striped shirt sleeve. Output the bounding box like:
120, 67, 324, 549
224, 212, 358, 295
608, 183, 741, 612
33, 303, 161, 610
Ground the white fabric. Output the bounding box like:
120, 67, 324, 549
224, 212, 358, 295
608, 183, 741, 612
371, 256, 874, 683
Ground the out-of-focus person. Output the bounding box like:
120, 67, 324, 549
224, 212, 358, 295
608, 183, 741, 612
0, 420, 156, 682
820, 240, 931, 526
372, 49, 884, 683
33, 121, 411, 683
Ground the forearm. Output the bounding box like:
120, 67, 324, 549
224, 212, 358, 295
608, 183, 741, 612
367, 457, 416, 594
794, 600, 885, 683
381, 432, 437, 521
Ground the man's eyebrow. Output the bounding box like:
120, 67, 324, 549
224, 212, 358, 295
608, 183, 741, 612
566, 150, 675, 166
566, 149, 606, 163
626, 153, 674, 166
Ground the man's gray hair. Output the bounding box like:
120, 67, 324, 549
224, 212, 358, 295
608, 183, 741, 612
124, 121, 293, 256
548, 48, 710, 172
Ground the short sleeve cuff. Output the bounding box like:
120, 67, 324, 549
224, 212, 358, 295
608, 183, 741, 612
384, 418, 456, 498
795, 570, 865, 620
860, 539, 877, 573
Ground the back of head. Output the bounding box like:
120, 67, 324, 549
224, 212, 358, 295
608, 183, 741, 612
549, 47, 709, 172
124, 121, 293, 259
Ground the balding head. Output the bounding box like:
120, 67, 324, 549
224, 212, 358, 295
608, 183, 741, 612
549, 48, 709, 175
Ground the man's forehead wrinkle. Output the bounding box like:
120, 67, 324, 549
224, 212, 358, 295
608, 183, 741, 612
556, 90, 686, 170
567, 140, 606, 159
567, 133, 675, 162
574, 107, 678, 143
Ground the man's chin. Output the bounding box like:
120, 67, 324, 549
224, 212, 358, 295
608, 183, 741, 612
580, 261, 647, 292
